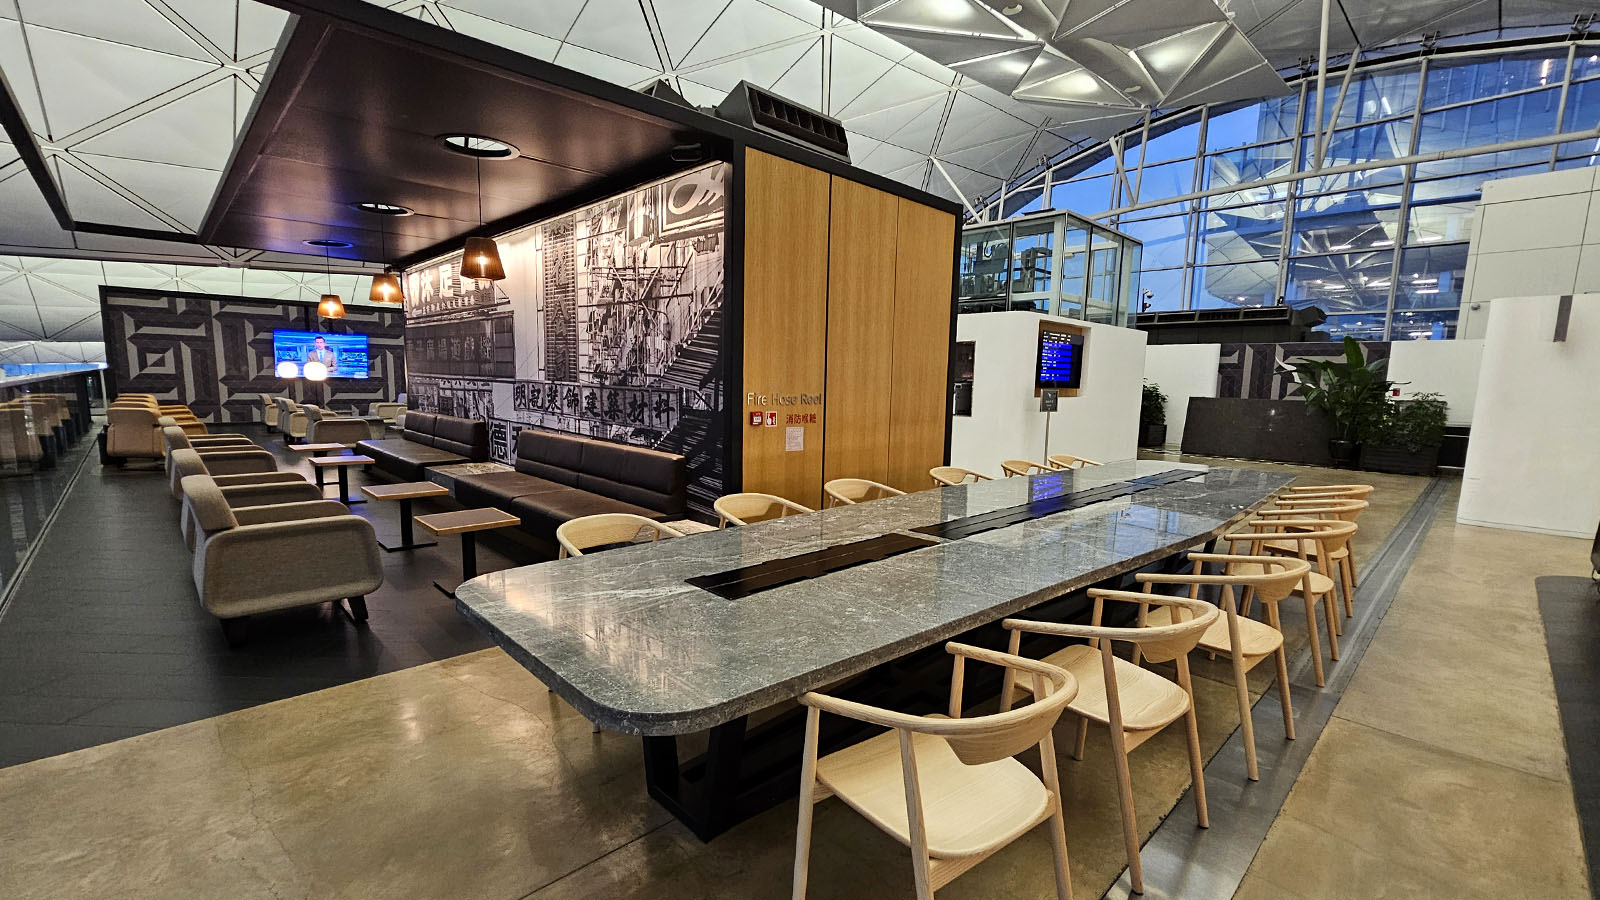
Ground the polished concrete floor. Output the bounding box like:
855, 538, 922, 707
0, 458, 1590, 899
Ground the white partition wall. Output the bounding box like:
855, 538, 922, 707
1387, 339, 1484, 426
1143, 344, 1220, 449
950, 311, 1146, 475
1458, 295, 1600, 538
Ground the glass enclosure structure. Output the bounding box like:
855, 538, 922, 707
958, 210, 1142, 326
974, 38, 1600, 340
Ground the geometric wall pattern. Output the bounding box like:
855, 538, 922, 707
102, 290, 406, 423
0, 254, 383, 367
1216, 340, 1391, 400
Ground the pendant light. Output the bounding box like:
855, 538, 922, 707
461, 155, 505, 286
317, 243, 346, 319
368, 214, 404, 304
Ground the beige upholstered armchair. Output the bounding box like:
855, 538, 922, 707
166, 444, 297, 496
258, 394, 280, 429
182, 473, 383, 641
308, 416, 370, 447
282, 402, 313, 442
106, 405, 164, 460
0, 408, 43, 467
159, 420, 252, 449
161, 426, 262, 481
170, 450, 312, 549
371, 402, 405, 423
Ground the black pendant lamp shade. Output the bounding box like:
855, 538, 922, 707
462, 237, 505, 283
369, 272, 403, 303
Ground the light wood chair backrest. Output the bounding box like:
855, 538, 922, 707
714, 492, 812, 527
1000, 459, 1052, 477
801, 642, 1077, 766
1139, 553, 1312, 610
1047, 453, 1102, 469
929, 465, 993, 487
822, 478, 905, 507
1285, 484, 1374, 500
1224, 518, 1357, 576
1265, 497, 1368, 523
557, 513, 684, 558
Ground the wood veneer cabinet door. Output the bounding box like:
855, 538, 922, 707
887, 197, 956, 491
823, 176, 899, 485
741, 149, 830, 508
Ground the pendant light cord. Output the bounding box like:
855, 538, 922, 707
324, 244, 333, 294
476, 155, 483, 227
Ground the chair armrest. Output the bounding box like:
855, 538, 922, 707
217, 482, 323, 507
195, 449, 278, 476
232, 500, 349, 525
212, 472, 306, 488
197, 517, 382, 614
188, 435, 254, 447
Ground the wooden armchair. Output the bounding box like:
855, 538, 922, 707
1002, 590, 1218, 894
1224, 519, 1357, 687
822, 478, 906, 507
1131, 553, 1312, 781
793, 643, 1078, 900
557, 513, 683, 558
714, 492, 812, 527
1260, 497, 1368, 619
1046, 454, 1102, 470
999, 459, 1052, 477
928, 466, 992, 487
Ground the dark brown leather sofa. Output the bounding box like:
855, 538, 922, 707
355, 411, 489, 482
452, 430, 686, 549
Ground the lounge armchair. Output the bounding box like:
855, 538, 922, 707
183, 473, 383, 642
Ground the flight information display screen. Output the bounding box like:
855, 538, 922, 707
1036, 330, 1083, 391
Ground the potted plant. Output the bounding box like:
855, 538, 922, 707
1139, 381, 1168, 447
1359, 392, 1447, 475
1280, 337, 1394, 467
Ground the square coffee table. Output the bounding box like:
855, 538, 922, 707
361, 481, 449, 551
309, 454, 373, 504
289, 441, 353, 487
414, 507, 521, 598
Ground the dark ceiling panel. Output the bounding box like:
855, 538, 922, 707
203, 13, 717, 264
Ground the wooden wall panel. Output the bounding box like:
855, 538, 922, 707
886, 197, 957, 491
741, 149, 830, 508
823, 176, 900, 485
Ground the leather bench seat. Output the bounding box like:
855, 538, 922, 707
356, 410, 488, 481
450, 429, 686, 547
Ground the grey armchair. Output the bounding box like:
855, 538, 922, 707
178, 469, 325, 551
167, 445, 303, 498
371, 402, 406, 423
183, 473, 383, 642
308, 417, 370, 447
159, 419, 253, 449
283, 402, 313, 442
162, 426, 268, 483
259, 394, 280, 430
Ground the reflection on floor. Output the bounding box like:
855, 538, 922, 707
0, 428, 95, 593
0, 425, 495, 768
1539, 574, 1600, 895
0, 457, 1588, 900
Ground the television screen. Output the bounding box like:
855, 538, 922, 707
273, 330, 370, 379
1036, 330, 1083, 391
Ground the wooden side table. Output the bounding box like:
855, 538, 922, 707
309, 454, 373, 505
414, 508, 521, 598
289, 442, 353, 487
360, 481, 449, 552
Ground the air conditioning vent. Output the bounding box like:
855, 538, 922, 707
715, 81, 850, 162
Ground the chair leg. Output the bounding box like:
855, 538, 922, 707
1323, 593, 1340, 661
1274, 646, 1296, 740
219, 615, 249, 646
792, 717, 819, 900
1047, 794, 1074, 900
1339, 555, 1356, 617
1302, 594, 1326, 687
1231, 650, 1258, 781
1109, 744, 1142, 893
1073, 715, 1089, 761
344, 596, 368, 622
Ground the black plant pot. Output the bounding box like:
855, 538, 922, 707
1359, 444, 1440, 476
1327, 439, 1359, 468
1139, 422, 1167, 447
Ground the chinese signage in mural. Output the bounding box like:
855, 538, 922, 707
401, 163, 728, 503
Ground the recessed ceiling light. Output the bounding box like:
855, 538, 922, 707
303, 239, 352, 248
350, 202, 414, 216
438, 134, 521, 159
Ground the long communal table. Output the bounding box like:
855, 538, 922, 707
456, 461, 1293, 838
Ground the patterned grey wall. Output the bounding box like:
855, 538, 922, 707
402, 163, 727, 513
1216, 341, 1392, 400
101, 290, 405, 423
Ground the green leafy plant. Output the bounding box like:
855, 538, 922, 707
1279, 337, 1394, 442
1362, 392, 1448, 451
1141, 381, 1167, 427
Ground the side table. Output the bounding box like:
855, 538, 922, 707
414, 508, 521, 598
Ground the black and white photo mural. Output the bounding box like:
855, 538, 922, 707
401, 162, 728, 511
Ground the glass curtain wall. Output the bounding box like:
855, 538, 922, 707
978, 39, 1600, 340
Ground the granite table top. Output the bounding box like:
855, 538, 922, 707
456, 460, 1293, 736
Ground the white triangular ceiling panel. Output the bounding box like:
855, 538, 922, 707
54, 158, 172, 229
75, 153, 216, 231
679, 0, 817, 69
0, 18, 47, 134
681, 37, 816, 93
159, 0, 238, 58
565, 0, 662, 69
826, 34, 900, 114
652, 0, 731, 68
437, 6, 561, 60
72, 77, 238, 170
437, 0, 586, 41
26, 25, 215, 138
769, 37, 824, 110
17, 0, 212, 62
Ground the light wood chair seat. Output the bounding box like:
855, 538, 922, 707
1145, 604, 1284, 660
816, 727, 1052, 859
1023, 644, 1191, 736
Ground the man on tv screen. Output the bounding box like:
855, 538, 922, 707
306, 335, 339, 374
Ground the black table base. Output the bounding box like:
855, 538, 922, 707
377, 497, 438, 553
434, 532, 479, 599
